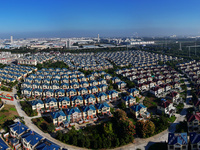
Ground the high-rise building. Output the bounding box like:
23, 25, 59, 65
97, 34, 100, 43
10, 36, 13, 44
66, 39, 71, 48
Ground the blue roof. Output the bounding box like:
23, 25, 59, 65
76, 87, 87, 92
21, 130, 43, 146
122, 95, 135, 101
106, 90, 118, 95
44, 97, 57, 103
64, 107, 81, 115
30, 99, 44, 106
44, 89, 54, 93
35, 139, 60, 150
87, 86, 98, 90
83, 94, 95, 99
0, 137, 9, 150
66, 88, 76, 92
130, 104, 146, 112
95, 92, 107, 97
55, 89, 65, 93
81, 105, 96, 112
50, 110, 66, 119
95, 102, 110, 109
71, 95, 83, 101
9, 122, 29, 135
168, 133, 188, 145
127, 88, 139, 93
190, 132, 200, 144
58, 97, 70, 102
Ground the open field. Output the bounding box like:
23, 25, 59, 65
0, 104, 19, 128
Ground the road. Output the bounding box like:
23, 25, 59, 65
11, 78, 192, 150
114, 79, 192, 150
12, 87, 84, 150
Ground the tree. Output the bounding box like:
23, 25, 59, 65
85, 137, 90, 148
47, 123, 55, 133
72, 136, 78, 146
115, 138, 120, 147
56, 130, 63, 141
62, 134, 69, 143
136, 120, 155, 138
93, 140, 98, 149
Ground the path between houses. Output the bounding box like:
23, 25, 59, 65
13, 97, 85, 150
114, 102, 191, 150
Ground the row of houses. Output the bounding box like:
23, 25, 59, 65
116, 64, 181, 99
167, 132, 200, 150
6, 122, 61, 150
48, 102, 111, 127
97, 50, 177, 67
17, 54, 55, 66
0, 65, 37, 83
30, 93, 116, 111
52, 54, 114, 71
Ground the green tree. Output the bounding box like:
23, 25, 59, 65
56, 130, 63, 141
85, 137, 90, 148
72, 136, 78, 146
47, 123, 55, 133
136, 120, 155, 138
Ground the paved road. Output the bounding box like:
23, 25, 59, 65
114, 80, 192, 150
13, 95, 84, 150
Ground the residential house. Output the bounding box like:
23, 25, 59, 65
35, 139, 61, 150
83, 94, 96, 105
9, 122, 29, 138
167, 133, 188, 150
21, 130, 43, 150
43, 89, 54, 98
64, 107, 82, 123
76, 87, 88, 96
106, 90, 118, 100
50, 110, 66, 126
127, 88, 140, 97
122, 95, 136, 107
54, 89, 65, 97
157, 99, 176, 117
95, 102, 110, 115
190, 132, 200, 150
167, 91, 180, 103
0, 137, 10, 150
44, 97, 58, 110
32, 88, 43, 97
58, 97, 70, 108
30, 99, 44, 111
60, 83, 70, 89
95, 92, 108, 103
71, 95, 84, 106
80, 81, 89, 88
97, 84, 108, 92
21, 88, 32, 97
66, 88, 77, 97
130, 103, 150, 119
87, 86, 98, 94
187, 112, 200, 133
81, 105, 97, 121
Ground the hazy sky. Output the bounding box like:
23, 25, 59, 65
0, 0, 200, 38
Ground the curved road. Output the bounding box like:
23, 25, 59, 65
12, 79, 191, 150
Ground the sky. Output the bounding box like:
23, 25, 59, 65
0, 0, 200, 38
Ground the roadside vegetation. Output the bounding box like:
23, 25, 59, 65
20, 101, 38, 117
55, 109, 135, 149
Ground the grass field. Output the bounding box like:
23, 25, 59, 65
32, 117, 51, 133
0, 104, 19, 128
